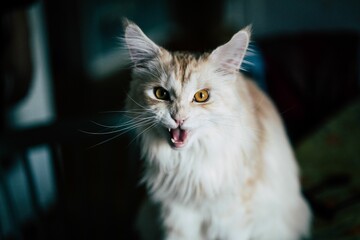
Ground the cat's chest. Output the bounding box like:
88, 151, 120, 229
145, 140, 244, 204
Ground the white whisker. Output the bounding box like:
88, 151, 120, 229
128, 122, 158, 146
88, 132, 127, 149
91, 120, 122, 129
87, 119, 155, 149
126, 94, 148, 110
99, 109, 150, 114
81, 118, 154, 136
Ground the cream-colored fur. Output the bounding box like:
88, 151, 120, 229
124, 20, 311, 240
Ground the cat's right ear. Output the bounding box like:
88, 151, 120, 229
123, 19, 161, 66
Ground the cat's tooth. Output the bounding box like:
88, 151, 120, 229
168, 128, 171, 132
171, 138, 176, 143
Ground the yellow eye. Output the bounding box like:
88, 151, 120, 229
154, 87, 170, 100
194, 89, 210, 103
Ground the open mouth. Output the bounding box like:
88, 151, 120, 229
168, 127, 189, 149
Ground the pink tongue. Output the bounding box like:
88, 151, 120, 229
171, 128, 187, 142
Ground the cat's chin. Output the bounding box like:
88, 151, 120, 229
167, 127, 190, 150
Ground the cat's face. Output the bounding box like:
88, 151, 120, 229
128, 52, 239, 149
124, 20, 250, 149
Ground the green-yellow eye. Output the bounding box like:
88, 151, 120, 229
154, 87, 170, 100
194, 89, 210, 103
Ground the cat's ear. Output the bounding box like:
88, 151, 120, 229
123, 19, 161, 66
210, 26, 251, 72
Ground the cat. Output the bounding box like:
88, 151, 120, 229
123, 19, 311, 240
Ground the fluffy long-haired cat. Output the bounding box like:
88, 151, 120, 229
123, 20, 311, 240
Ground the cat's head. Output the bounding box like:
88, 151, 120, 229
123, 20, 250, 150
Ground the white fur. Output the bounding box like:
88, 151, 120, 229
124, 21, 311, 240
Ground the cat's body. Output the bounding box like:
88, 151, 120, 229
124, 20, 311, 240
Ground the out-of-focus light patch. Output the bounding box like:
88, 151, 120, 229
7, 159, 34, 223
0, 145, 56, 237
81, 0, 174, 81
0, 185, 13, 236
7, 2, 55, 129
87, 21, 178, 80
27, 145, 56, 209
89, 49, 129, 80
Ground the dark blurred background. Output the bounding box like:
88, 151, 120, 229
1, 0, 359, 239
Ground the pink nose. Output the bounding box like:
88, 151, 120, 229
171, 116, 186, 126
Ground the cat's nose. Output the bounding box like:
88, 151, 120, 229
171, 115, 186, 126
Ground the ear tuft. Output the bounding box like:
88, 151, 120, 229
210, 26, 251, 72
123, 19, 161, 66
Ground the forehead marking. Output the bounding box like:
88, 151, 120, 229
171, 52, 201, 83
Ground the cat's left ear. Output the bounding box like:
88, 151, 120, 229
123, 19, 161, 66
210, 26, 251, 72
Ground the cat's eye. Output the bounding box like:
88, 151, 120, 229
194, 89, 210, 103
154, 87, 170, 101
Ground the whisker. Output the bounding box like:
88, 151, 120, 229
81, 120, 148, 135
88, 132, 128, 149
127, 121, 158, 146
91, 120, 122, 129
87, 120, 155, 149
79, 129, 123, 135
90, 112, 154, 129
114, 117, 155, 129
99, 108, 151, 114
117, 119, 154, 131
82, 118, 154, 135
280, 105, 296, 115
126, 94, 148, 110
